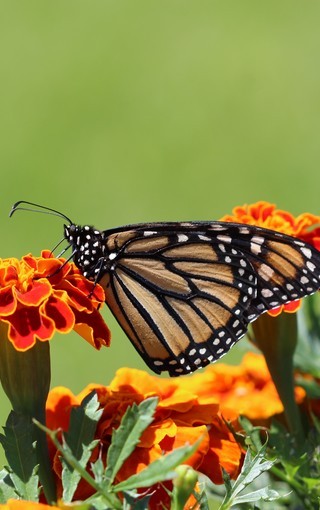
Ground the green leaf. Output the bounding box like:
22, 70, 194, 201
91, 455, 105, 484
221, 469, 232, 500
233, 486, 281, 504
62, 392, 102, 502
0, 469, 17, 503
105, 397, 158, 486
218, 443, 277, 509
123, 490, 153, 509
197, 487, 210, 510
84, 494, 118, 510
0, 411, 39, 501
238, 416, 265, 452
113, 439, 201, 492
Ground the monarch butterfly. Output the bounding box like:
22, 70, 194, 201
10, 201, 320, 376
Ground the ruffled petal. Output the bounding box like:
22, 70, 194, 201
6, 306, 55, 350
14, 279, 52, 306
73, 309, 111, 348
0, 286, 16, 315
44, 293, 75, 333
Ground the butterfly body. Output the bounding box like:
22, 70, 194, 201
63, 221, 320, 376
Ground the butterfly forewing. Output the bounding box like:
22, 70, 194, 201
101, 228, 259, 375
66, 221, 320, 376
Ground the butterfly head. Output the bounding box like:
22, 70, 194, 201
64, 224, 106, 278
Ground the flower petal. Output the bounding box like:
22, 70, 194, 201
14, 279, 52, 307
73, 309, 111, 348
199, 417, 242, 484
44, 294, 75, 333
0, 286, 16, 316
6, 307, 55, 350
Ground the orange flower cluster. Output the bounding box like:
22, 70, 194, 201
0, 502, 60, 510
46, 368, 243, 508
221, 201, 320, 316
220, 201, 320, 249
178, 352, 305, 424
0, 251, 110, 351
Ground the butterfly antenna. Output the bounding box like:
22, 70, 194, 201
56, 244, 72, 259
48, 237, 70, 258
10, 200, 73, 225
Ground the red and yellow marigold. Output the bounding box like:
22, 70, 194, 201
46, 368, 243, 507
178, 352, 306, 424
0, 250, 110, 351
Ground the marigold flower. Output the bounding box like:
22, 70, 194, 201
178, 352, 305, 424
0, 250, 110, 351
0, 502, 60, 510
220, 201, 320, 316
46, 368, 243, 506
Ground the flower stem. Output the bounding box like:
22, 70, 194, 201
0, 326, 56, 502
251, 313, 305, 446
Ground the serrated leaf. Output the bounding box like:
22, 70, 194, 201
91, 455, 105, 484
62, 392, 102, 502
219, 444, 276, 509
197, 492, 209, 510
233, 487, 280, 504
113, 439, 201, 492
0, 469, 16, 503
123, 490, 153, 509
302, 477, 320, 490
232, 447, 275, 498
84, 494, 117, 510
0, 411, 39, 500
221, 469, 232, 499
238, 416, 265, 452
105, 397, 158, 486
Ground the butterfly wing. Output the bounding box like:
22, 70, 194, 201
99, 222, 320, 376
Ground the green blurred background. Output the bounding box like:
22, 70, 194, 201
1, 0, 320, 465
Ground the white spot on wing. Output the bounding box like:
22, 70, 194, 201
144, 231, 158, 236
301, 247, 312, 259
217, 235, 232, 243
178, 234, 188, 242
307, 261, 316, 272
250, 236, 265, 255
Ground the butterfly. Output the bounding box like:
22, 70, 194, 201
10, 201, 320, 376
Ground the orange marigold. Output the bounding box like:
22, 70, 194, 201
0, 250, 110, 350
46, 368, 243, 508
178, 352, 305, 424
0, 502, 60, 510
220, 201, 320, 316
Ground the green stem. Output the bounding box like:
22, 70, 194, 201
0, 328, 56, 502
270, 465, 304, 493
251, 313, 305, 446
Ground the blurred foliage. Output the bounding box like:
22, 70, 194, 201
1, 0, 320, 467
